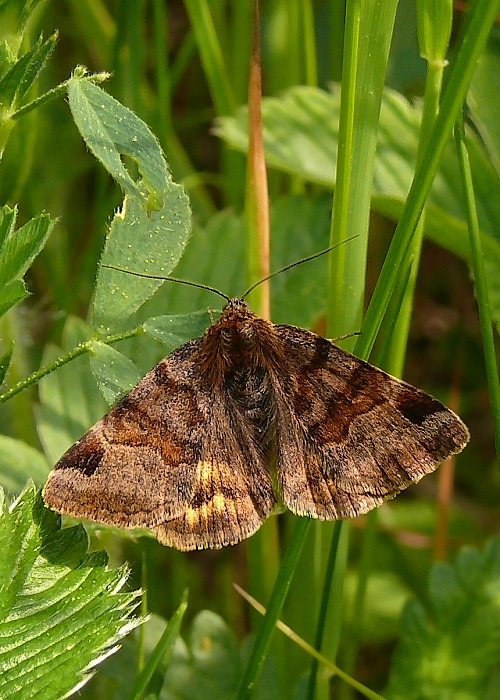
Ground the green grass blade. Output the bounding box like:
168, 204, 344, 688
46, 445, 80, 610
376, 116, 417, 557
454, 114, 500, 458
315, 0, 398, 696
184, 0, 236, 116
126, 591, 188, 700
237, 518, 311, 699
328, 0, 399, 340
305, 521, 344, 700
356, 0, 499, 359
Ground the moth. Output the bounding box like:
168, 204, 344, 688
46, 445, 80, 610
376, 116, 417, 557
43, 274, 469, 551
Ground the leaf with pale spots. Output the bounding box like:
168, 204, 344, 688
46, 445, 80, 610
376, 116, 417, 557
67, 76, 192, 333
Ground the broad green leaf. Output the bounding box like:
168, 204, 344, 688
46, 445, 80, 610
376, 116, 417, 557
386, 537, 500, 700
143, 310, 214, 349
89, 341, 142, 406
0, 205, 53, 288
0, 484, 143, 700
217, 85, 500, 241
0, 436, 49, 492
36, 316, 107, 464
67, 77, 191, 332
93, 191, 191, 333
68, 76, 168, 207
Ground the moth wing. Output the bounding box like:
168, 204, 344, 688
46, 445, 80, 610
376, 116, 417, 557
272, 325, 469, 520
154, 398, 277, 551
43, 340, 208, 529
43, 339, 277, 548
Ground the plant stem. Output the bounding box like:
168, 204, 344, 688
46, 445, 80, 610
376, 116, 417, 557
0, 326, 143, 405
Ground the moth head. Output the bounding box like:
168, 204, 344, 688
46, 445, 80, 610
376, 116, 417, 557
202, 298, 266, 362
217, 298, 257, 340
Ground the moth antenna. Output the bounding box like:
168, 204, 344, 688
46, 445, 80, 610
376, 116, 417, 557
333, 331, 361, 343
242, 236, 359, 299
102, 264, 231, 303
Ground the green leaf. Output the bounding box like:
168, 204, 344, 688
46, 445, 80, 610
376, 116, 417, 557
0, 32, 58, 112
66, 78, 192, 332
0, 347, 12, 384
93, 191, 191, 332
0, 484, 143, 699
143, 310, 214, 349
0, 205, 53, 288
0, 278, 29, 317
36, 316, 107, 464
0, 436, 49, 491
68, 76, 169, 207
386, 537, 500, 700
89, 341, 142, 406
217, 84, 500, 244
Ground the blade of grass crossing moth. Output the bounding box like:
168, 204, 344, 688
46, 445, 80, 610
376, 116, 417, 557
385, 0, 451, 380
243, 0, 280, 666
311, 1, 399, 698
339, 7, 452, 687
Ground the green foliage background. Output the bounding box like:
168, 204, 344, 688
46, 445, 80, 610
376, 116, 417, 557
0, 1, 499, 699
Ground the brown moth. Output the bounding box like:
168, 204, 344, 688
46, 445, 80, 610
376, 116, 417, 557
43, 296, 469, 551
